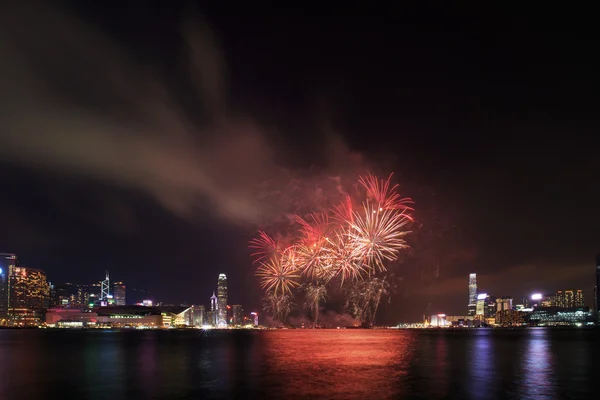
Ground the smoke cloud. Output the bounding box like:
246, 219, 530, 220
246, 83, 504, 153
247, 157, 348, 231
0, 2, 318, 224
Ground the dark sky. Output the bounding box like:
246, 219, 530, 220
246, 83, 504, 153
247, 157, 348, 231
0, 2, 598, 322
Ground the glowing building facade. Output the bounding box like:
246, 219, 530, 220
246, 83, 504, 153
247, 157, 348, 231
596, 254, 600, 318
0, 253, 16, 321
190, 305, 204, 326
217, 274, 228, 327
210, 291, 218, 326
8, 266, 50, 323
232, 304, 243, 326
468, 273, 477, 316
113, 282, 126, 306
554, 289, 584, 308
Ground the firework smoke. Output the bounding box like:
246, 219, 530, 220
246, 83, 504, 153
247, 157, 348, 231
250, 173, 413, 324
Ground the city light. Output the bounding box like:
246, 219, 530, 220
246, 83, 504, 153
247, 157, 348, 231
477, 293, 487, 300
531, 293, 543, 300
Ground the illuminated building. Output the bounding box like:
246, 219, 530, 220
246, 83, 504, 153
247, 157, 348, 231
100, 271, 110, 304
564, 290, 574, 308
232, 304, 243, 326
468, 273, 477, 316
8, 266, 50, 324
113, 282, 126, 305
554, 289, 584, 308
496, 297, 513, 312
95, 306, 163, 328
50, 283, 79, 308
476, 293, 487, 317
554, 290, 564, 307
217, 274, 228, 327
46, 308, 97, 326
0, 253, 17, 321
541, 294, 554, 308
529, 307, 594, 326
596, 254, 600, 318
485, 295, 497, 318
210, 291, 218, 326
190, 305, 204, 326
205, 310, 214, 327
495, 309, 524, 326
531, 293, 543, 308
429, 314, 451, 327
157, 306, 192, 327
575, 290, 584, 307
251, 311, 258, 326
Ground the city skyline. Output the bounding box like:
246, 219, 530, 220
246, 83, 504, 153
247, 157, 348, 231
0, 3, 598, 323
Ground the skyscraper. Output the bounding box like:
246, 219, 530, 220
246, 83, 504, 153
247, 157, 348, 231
468, 273, 477, 316
232, 304, 243, 326
217, 274, 227, 327
191, 305, 204, 326
210, 291, 218, 326
564, 290, 574, 308
113, 282, 126, 305
100, 271, 110, 304
0, 254, 15, 321
596, 254, 600, 318
575, 290, 584, 308
8, 266, 50, 323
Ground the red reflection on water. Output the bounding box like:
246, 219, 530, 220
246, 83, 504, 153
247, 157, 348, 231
262, 330, 414, 400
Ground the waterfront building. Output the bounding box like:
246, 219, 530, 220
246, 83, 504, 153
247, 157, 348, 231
528, 307, 593, 326
495, 309, 525, 326
485, 295, 497, 318
476, 293, 487, 317
232, 304, 243, 326
554, 289, 584, 308
596, 254, 600, 318
190, 305, 204, 326
541, 294, 554, 308
113, 282, 126, 305
575, 290, 584, 307
555, 290, 564, 307
157, 306, 192, 327
217, 274, 228, 327
95, 305, 163, 328
100, 271, 110, 304
496, 297, 513, 312
8, 266, 50, 324
205, 310, 214, 327
0, 253, 17, 321
46, 308, 97, 326
210, 291, 218, 326
468, 273, 477, 316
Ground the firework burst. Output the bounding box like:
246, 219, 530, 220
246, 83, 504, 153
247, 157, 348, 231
255, 248, 301, 295
347, 201, 412, 272
249, 230, 279, 265
359, 173, 413, 212
250, 172, 414, 323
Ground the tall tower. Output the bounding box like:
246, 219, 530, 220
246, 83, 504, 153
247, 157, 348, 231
595, 254, 600, 318
210, 291, 218, 326
100, 271, 110, 304
217, 274, 228, 327
113, 282, 126, 306
468, 273, 477, 316
0, 254, 16, 320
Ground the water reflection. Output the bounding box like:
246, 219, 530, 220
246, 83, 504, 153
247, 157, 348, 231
262, 330, 414, 400
0, 328, 598, 399
468, 331, 495, 400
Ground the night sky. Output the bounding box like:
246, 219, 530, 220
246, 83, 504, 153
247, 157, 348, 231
0, 2, 598, 322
